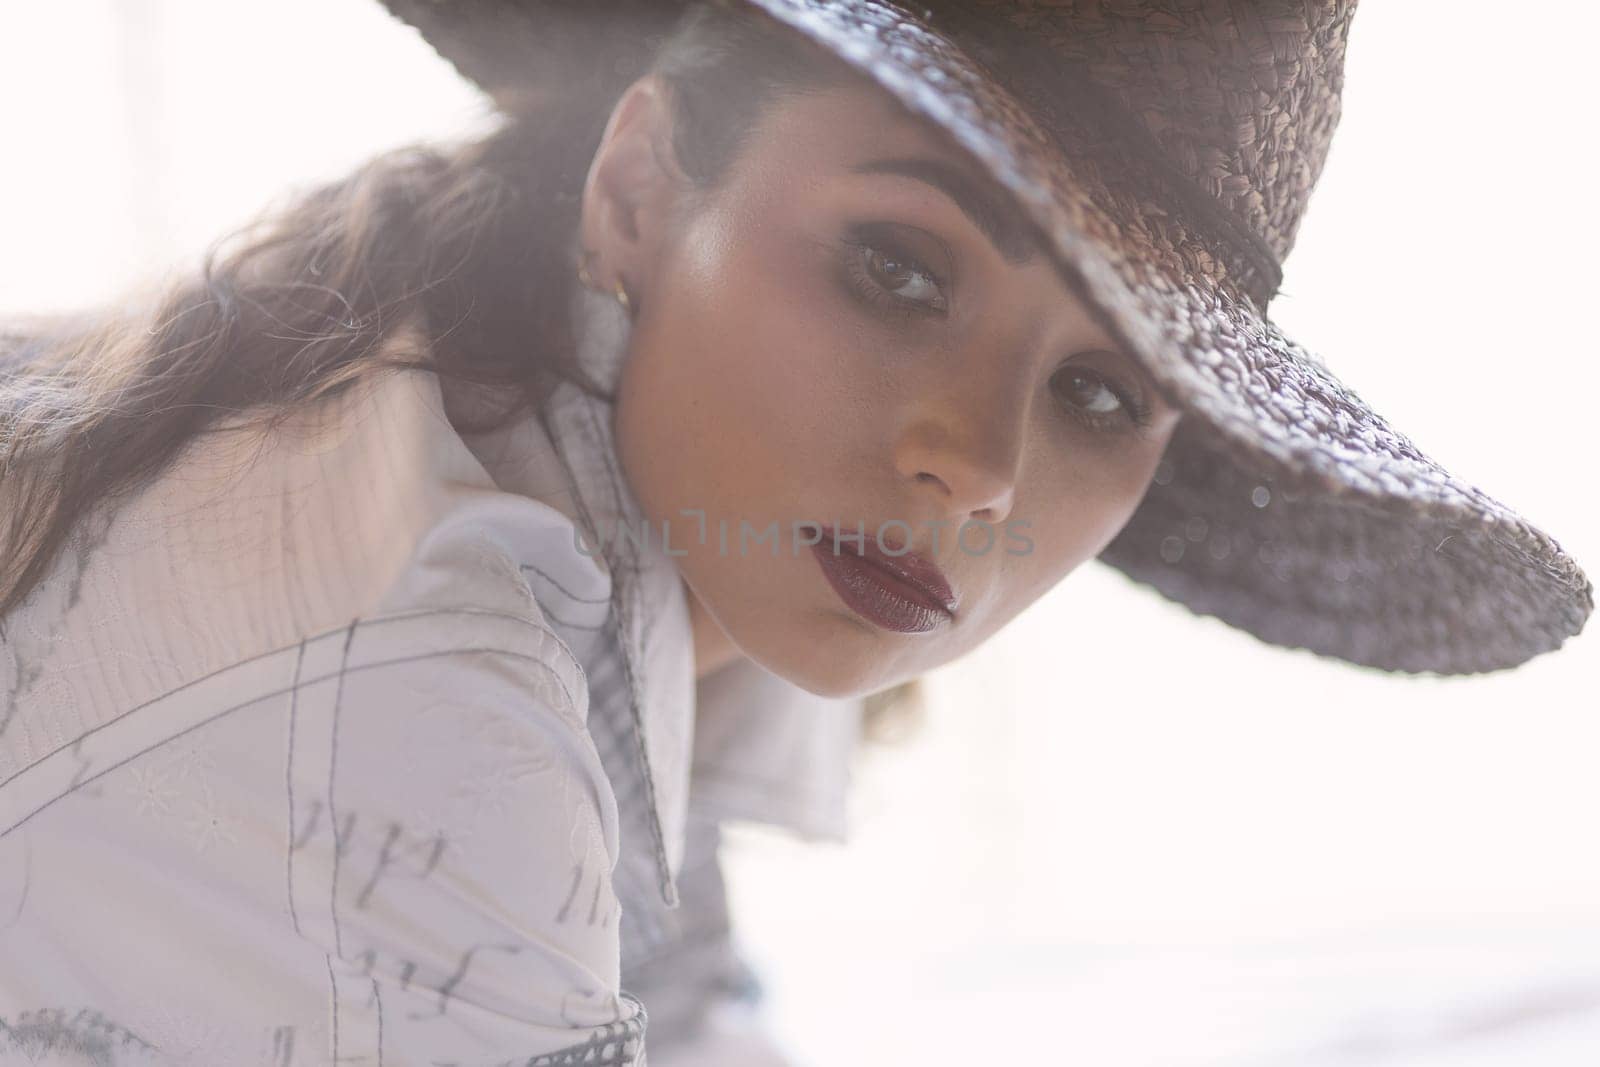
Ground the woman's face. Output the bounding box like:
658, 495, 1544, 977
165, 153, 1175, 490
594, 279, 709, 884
588, 75, 1183, 699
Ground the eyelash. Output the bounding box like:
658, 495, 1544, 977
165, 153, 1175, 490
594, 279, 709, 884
1049, 365, 1155, 435
840, 226, 950, 321
838, 226, 1154, 435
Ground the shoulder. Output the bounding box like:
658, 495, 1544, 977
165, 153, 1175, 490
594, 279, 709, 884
0, 327, 648, 1062
2, 317, 604, 761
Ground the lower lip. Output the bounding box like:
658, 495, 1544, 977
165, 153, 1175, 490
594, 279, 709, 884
809, 542, 952, 634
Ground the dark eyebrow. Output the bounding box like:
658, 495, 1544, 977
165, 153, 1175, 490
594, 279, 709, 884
850, 155, 1040, 266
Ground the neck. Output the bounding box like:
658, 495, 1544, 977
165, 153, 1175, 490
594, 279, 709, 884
684, 579, 743, 680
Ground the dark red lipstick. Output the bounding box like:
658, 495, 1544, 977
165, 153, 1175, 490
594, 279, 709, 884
806, 522, 957, 634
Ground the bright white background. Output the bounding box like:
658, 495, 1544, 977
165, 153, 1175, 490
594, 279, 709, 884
2, 3, 1596, 1065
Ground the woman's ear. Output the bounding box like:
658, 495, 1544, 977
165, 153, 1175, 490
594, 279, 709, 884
577, 74, 690, 310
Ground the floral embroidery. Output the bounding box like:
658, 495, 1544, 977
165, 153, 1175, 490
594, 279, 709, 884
556, 753, 616, 929
162, 731, 218, 784
447, 714, 562, 823
182, 782, 240, 855
126, 765, 179, 819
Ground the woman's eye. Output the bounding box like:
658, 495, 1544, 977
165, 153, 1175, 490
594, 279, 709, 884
842, 228, 949, 316
1050, 364, 1148, 432
1055, 368, 1123, 413
864, 246, 943, 307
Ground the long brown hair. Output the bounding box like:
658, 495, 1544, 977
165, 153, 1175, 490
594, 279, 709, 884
0, 2, 923, 730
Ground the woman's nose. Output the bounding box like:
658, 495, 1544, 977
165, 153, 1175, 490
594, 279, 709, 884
892, 397, 1024, 527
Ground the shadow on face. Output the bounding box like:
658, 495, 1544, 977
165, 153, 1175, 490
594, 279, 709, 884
592, 75, 1183, 698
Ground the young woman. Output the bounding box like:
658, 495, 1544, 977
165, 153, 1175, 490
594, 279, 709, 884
0, 1, 1590, 1064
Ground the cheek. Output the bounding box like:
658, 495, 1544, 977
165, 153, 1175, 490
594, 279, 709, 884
615, 215, 884, 524
995, 440, 1160, 604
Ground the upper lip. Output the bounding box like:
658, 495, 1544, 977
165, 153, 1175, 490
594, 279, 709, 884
811, 522, 959, 616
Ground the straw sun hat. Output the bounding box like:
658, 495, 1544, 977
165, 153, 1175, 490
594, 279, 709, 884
378, 0, 1592, 674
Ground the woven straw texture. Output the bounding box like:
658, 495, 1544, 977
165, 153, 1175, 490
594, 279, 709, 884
379, 0, 1592, 673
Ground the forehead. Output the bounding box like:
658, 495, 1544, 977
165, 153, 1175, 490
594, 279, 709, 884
725, 79, 1045, 268
738, 80, 981, 178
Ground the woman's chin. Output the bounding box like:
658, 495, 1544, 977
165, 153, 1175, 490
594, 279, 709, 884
733, 610, 917, 701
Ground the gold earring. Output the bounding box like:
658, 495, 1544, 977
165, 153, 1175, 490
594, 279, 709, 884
576, 248, 600, 291
577, 248, 633, 314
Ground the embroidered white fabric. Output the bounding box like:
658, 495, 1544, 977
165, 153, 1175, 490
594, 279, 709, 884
0, 271, 863, 1065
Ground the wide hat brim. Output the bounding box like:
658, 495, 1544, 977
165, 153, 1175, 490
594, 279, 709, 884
380, 0, 1593, 674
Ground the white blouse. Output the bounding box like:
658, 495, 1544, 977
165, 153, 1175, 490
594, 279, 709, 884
0, 277, 863, 1065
